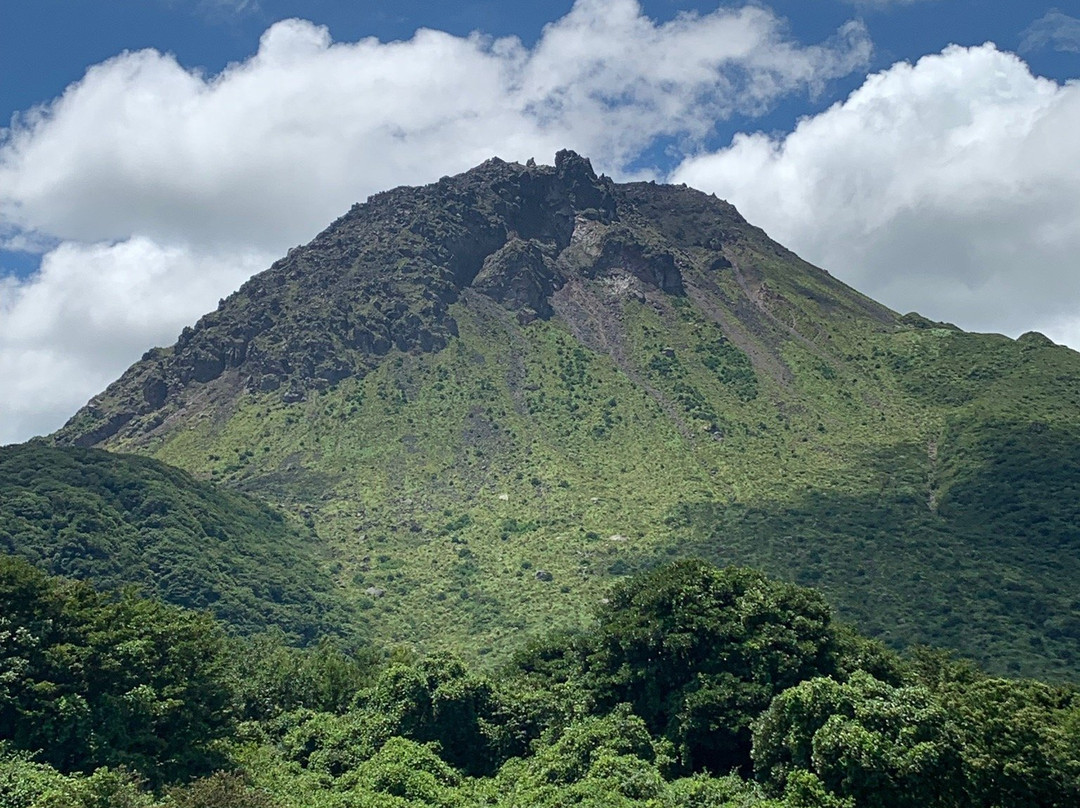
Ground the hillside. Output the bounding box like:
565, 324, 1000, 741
54, 151, 1080, 678
0, 442, 354, 641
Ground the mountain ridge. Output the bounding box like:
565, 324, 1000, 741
49, 151, 1080, 678
0, 441, 354, 641
56, 150, 897, 449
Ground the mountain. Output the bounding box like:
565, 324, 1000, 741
0, 442, 354, 641
53, 151, 1080, 677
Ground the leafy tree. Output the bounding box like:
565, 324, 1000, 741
230, 631, 379, 721
830, 624, 906, 686
361, 653, 500, 775
165, 771, 281, 808
495, 629, 597, 761
752, 672, 963, 808
0, 746, 68, 808
277, 708, 372, 776
662, 772, 772, 808
276, 652, 504, 778
493, 707, 668, 807
0, 556, 235, 784
586, 560, 837, 772
939, 677, 1080, 807
341, 737, 461, 807
34, 767, 152, 808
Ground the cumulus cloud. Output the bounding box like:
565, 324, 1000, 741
0, 2, 869, 248
0, 0, 870, 443
673, 43, 1080, 345
0, 240, 272, 444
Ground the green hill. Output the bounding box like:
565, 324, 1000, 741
0, 442, 354, 642
53, 151, 1080, 678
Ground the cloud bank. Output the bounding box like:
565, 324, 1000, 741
673, 43, 1080, 346
0, 241, 273, 443
0, 0, 871, 443
0, 2, 869, 248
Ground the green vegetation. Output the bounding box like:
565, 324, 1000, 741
3, 558, 1077, 807
0, 556, 233, 784
87, 304, 1080, 679
49, 153, 1080, 681
0, 444, 354, 642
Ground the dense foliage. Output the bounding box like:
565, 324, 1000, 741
0, 556, 233, 784
584, 562, 838, 772
0, 444, 353, 642
4, 557, 1076, 807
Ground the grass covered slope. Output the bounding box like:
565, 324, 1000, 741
0, 443, 354, 641
52, 152, 1080, 679
95, 297, 1080, 679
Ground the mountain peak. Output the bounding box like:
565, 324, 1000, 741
57, 150, 896, 448
49, 151, 1080, 680
59, 150, 771, 446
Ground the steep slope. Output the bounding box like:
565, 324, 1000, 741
0, 442, 354, 641
55, 152, 1080, 677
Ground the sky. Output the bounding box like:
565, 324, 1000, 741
1, 1, 1079, 444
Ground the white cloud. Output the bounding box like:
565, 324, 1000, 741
0, 239, 272, 445
0, 3, 868, 249
1021, 9, 1080, 54
673, 43, 1080, 346
0, 0, 870, 443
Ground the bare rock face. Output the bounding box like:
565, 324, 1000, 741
590, 226, 684, 294
54, 151, 636, 446
472, 238, 563, 319
54, 149, 889, 450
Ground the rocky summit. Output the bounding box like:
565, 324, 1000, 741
53, 151, 1080, 678
56, 150, 892, 446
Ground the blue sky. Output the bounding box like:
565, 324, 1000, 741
1, 0, 1079, 442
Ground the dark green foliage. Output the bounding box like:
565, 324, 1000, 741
493, 707, 669, 807
230, 632, 379, 721
0, 444, 352, 642
0, 761, 154, 808
498, 629, 596, 747
585, 561, 837, 773
937, 416, 1080, 548
674, 466, 1080, 679
273, 652, 506, 779
830, 625, 907, 686
2, 559, 1078, 808
935, 676, 1080, 807
752, 673, 964, 808
0, 556, 234, 785
165, 771, 280, 808
360, 653, 499, 774
276, 708, 372, 776
341, 737, 460, 807
0, 746, 69, 808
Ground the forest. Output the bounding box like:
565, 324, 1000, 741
2, 555, 1077, 808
